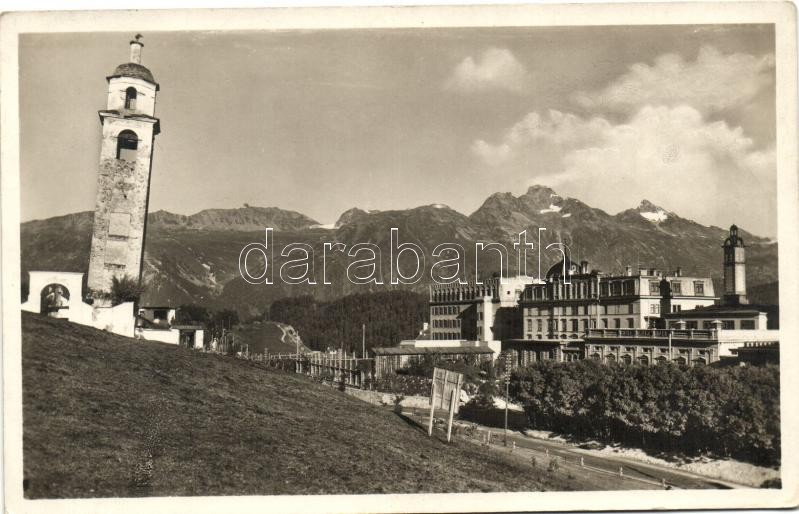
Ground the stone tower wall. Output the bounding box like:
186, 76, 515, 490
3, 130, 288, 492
86, 116, 156, 294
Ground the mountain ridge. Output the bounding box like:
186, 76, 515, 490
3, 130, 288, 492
20, 186, 778, 317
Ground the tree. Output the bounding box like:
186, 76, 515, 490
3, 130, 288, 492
110, 275, 145, 307
176, 303, 210, 325
212, 309, 239, 329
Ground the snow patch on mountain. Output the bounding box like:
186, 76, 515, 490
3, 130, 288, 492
311, 223, 336, 229
639, 210, 668, 223
561, 213, 572, 218
539, 204, 563, 214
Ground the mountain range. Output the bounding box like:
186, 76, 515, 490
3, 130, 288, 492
20, 185, 779, 318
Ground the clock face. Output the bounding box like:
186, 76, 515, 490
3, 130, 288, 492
569, 264, 577, 274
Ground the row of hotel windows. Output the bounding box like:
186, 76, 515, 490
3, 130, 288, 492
668, 319, 754, 330
588, 354, 707, 366
523, 304, 689, 316
431, 287, 497, 302
432, 332, 461, 340
588, 345, 711, 355
523, 304, 636, 316
527, 279, 705, 300
524, 317, 636, 333
432, 318, 461, 329
431, 306, 461, 315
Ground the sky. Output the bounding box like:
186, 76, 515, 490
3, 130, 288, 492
19, 25, 777, 236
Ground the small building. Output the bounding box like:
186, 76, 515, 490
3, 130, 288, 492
136, 306, 204, 347
729, 342, 779, 366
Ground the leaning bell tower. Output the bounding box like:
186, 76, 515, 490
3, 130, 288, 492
87, 35, 160, 298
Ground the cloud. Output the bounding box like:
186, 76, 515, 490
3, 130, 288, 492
471, 105, 776, 235
573, 46, 775, 115
444, 48, 529, 93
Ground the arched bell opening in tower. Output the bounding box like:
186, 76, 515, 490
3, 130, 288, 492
116, 130, 139, 161
124, 87, 137, 110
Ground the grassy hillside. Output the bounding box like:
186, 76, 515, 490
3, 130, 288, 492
22, 312, 570, 498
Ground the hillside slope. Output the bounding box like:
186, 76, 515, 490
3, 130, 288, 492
22, 312, 565, 498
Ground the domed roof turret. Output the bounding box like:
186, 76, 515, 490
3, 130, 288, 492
723, 224, 745, 248
107, 62, 158, 89
546, 257, 579, 280
106, 35, 159, 90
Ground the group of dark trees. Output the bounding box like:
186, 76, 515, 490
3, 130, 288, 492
174, 304, 240, 333
507, 360, 780, 466
266, 291, 428, 353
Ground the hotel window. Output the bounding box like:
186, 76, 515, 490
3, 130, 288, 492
536, 319, 542, 332
649, 304, 660, 314
672, 305, 682, 313
702, 321, 713, 329
601, 319, 608, 328
581, 319, 588, 332
627, 304, 634, 314
626, 318, 634, 328
571, 319, 578, 332
613, 318, 621, 328
671, 281, 682, 295
561, 319, 567, 331
600, 283, 609, 296
722, 320, 734, 330
527, 319, 533, 332
687, 321, 698, 329
611, 282, 621, 296
694, 281, 705, 296
623, 280, 635, 296
649, 281, 661, 295
570, 305, 578, 316
741, 320, 755, 330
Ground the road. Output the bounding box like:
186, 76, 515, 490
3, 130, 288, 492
401, 407, 746, 491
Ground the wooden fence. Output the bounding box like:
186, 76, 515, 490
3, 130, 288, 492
250, 351, 371, 388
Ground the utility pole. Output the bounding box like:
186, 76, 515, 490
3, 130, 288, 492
362, 323, 366, 359
504, 374, 509, 446
668, 330, 673, 362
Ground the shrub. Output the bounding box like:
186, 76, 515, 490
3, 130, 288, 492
510, 360, 781, 466
110, 275, 145, 307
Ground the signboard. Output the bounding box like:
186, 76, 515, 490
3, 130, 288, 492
428, 367, 464, 442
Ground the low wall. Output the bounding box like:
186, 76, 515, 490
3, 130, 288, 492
138, 328, 180, 344
342, 387, 431, 409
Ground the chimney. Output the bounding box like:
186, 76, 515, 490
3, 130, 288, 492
675, 267, 682, 277
580, 260, 589, 274
639, 267, 648, 276
130, 34, 144, 64
625, 265, 632, 276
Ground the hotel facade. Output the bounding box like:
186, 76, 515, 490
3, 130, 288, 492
426, 226, 779, 368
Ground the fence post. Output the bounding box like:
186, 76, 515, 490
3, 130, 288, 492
428, 381, 436, 436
